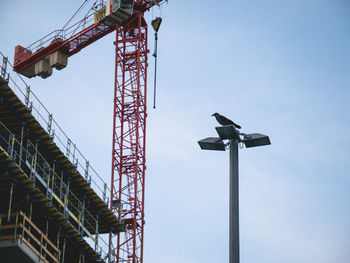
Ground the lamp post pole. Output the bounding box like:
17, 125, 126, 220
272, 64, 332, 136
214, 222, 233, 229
198, 124, 270, 263
229, 139, 239, 263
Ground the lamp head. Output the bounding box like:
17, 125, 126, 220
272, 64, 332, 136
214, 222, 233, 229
112, 199, 122, 210
198, 137, 226, 151
215, 125, 240, 140
243, 133, 271, 148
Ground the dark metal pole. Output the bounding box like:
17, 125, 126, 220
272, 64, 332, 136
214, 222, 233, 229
229, 139, 239, 263
153, 32, 158, 109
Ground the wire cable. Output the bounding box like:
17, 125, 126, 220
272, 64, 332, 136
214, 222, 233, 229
61, 0, 90, 32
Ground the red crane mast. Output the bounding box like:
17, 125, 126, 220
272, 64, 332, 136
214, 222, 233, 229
12, 1, 167, 262
110, 9, 148, 263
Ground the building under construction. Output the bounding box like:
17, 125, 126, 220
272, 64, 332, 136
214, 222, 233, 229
0, 54, 123, 263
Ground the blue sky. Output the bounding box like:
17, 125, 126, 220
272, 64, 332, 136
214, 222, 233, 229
1, 1, 350, 263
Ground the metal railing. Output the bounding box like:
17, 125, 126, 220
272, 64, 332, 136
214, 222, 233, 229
0, 51, 111, 208
26, 1, 106, 53
0, 211, 60, 263
23, 0, 169, 53
0, 119, 111, 261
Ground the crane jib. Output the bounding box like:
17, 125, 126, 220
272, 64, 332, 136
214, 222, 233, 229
13, 1, 136, 79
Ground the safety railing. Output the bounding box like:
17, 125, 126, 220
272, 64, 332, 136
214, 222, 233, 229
22, 0, 168, 53
0, 211, 60, 263
0, 117, 110, 261
26, 1, 106, 53
0, 51, 111, 208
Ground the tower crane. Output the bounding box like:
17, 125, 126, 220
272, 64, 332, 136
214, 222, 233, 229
12, 0, 167, 262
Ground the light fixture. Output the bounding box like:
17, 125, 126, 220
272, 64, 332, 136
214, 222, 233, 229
198, 121, 271, 263
215, 125, 240, 140
242, 133, 271, 148
112, 199, 122, 211
198, 137, 226, 151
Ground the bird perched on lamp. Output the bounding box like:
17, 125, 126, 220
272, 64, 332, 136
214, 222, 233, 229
212, 113, 241, 129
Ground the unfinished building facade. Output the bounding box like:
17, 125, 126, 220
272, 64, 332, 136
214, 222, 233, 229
0, 54, 123, 263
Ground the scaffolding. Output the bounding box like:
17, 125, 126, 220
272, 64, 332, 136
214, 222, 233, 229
0, 52, 122, 263
0, 51, 111, 203
0, 211, 60, 263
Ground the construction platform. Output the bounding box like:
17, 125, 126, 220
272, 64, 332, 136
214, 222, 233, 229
0, 54, 123, 263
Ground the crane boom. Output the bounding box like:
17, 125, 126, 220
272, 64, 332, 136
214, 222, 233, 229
14, 21, 116, 77
13, 0, 166, 79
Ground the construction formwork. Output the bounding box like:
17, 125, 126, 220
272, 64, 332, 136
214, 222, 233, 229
0, 53, 123, 263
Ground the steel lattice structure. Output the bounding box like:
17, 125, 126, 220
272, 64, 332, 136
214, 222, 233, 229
11, 1, 167, 263
110, 11, 148, 263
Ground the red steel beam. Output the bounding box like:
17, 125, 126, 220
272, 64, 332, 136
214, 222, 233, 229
13, 0, 166, 75
13, 22, 116, 74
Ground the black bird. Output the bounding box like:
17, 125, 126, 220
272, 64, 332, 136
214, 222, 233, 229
212, 113, 241, 129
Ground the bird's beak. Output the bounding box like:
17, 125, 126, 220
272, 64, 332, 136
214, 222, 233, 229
211, 114, 215, 116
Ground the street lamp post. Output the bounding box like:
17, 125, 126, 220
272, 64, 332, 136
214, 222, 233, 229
229, 139, 239, 263
198, 125, 270, 263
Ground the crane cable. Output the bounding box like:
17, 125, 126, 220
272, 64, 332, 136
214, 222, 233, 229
153, 30, 159, 109
151, 8, 163, 109
61, 0, 90, 32
69, 0, 99, 38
